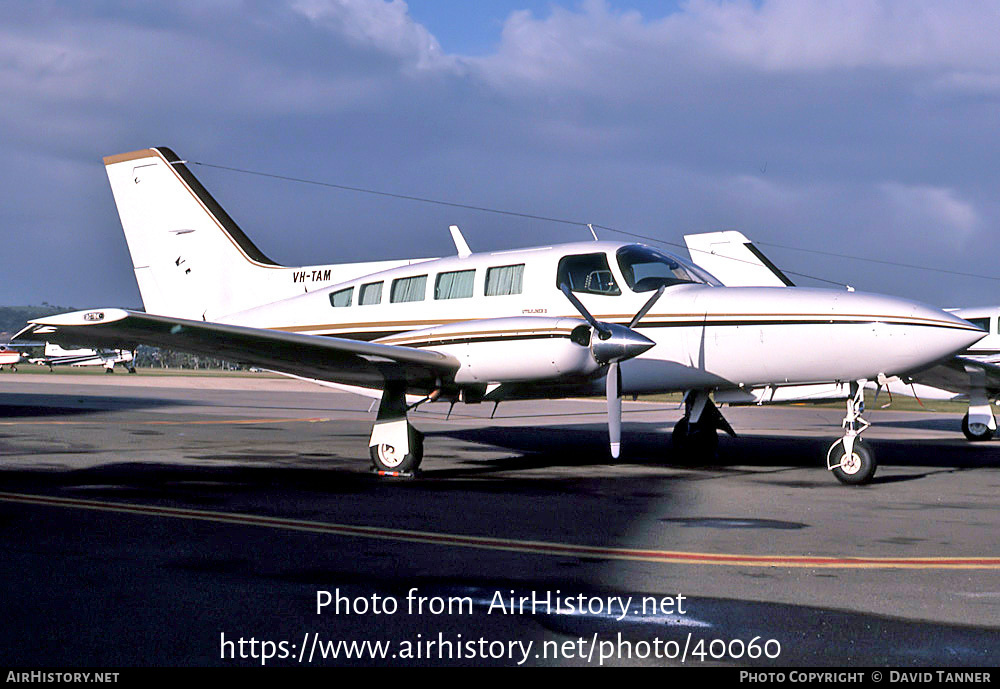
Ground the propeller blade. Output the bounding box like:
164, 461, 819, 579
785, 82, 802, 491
560, 282, 611, 339
629, 284, 666, 328
608, 362, 622, 458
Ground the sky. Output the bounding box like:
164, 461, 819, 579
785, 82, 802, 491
3, 0, 1000, 309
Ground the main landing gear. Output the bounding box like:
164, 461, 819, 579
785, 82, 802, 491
962, 413, 995, 442
671, 391, 736, 461
961, 376, 996, 441
826, 381, 877, 485
368, 382, 424, 475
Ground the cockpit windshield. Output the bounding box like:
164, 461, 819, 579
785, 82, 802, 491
616, 245, 721, 292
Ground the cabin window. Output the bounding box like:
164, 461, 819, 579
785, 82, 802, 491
967, 317, 990, 332
390, 275, 427, 303
435, 270, 475, 300
359, 281, 383, 305
485, 264, 524, 296
556, 253, 621, 296
329, 287, 353, 308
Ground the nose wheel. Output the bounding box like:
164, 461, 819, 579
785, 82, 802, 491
827, 381, 877, 485
828, 439, 875, 485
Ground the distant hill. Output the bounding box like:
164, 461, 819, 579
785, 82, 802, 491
0, 305, 80, 341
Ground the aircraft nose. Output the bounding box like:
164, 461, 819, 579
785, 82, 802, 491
878, 296, 986, 368
915, 302, 986, 349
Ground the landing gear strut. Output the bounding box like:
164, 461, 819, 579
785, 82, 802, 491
827, 381, 877, 485
672, 391, 736, 461
368, 382, 423, 474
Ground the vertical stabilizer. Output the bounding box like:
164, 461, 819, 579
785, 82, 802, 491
104, 147, 285, 320
683, 231, 794, 288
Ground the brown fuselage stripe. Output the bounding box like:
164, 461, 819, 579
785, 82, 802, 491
285, 317, 979, 349
276, 314, 977, 334
2, 492, 998, 569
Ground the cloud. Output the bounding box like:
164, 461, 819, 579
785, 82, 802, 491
879, 182, 980, 247
675, 0, 1000, 72
290, 0, 458, 72
1, 1, 999, 309
484, 0, 1000, 76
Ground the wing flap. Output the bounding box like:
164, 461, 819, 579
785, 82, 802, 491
14, 309, 459, 391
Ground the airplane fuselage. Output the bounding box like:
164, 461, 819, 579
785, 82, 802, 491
219, 241, 980, 399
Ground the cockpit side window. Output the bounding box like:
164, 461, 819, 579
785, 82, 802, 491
616, 245, 721, 291
556, 253, 622, 296
967, 317, 990, 332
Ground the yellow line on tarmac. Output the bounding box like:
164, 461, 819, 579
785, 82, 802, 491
1, 491, 999, 570
0, 417, 330, 426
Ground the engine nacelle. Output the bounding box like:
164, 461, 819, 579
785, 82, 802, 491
382, 317, 599, 384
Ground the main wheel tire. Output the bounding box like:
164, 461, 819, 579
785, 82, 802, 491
369, 426, 424, 473
830, 440, 877, 485
671, 418, 719, 462
961, 413, 994, 442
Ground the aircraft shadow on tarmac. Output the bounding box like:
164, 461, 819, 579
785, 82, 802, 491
430, 422, 1000, 485
0, 461, 392, 500
0, 392, 186, 417
0, 414, 995, 490
878, 417, 968, 432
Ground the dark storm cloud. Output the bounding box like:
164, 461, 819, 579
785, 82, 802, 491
2, 0, 999, 308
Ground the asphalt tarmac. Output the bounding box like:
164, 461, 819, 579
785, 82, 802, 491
1, 373, 999, 667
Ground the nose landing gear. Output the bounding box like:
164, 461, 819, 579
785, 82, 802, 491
827, 381, 877, 485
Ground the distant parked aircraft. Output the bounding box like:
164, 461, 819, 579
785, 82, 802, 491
30, 343, 136, 373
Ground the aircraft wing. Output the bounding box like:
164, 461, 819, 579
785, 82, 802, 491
904, 356, 1000, 397
13, 309, 459, 392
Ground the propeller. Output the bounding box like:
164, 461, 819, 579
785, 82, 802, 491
560, 283, 666, 458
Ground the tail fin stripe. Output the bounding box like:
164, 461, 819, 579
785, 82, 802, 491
153, 147, 279, 267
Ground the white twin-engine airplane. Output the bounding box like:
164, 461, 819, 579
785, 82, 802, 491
14, 148, 985, 485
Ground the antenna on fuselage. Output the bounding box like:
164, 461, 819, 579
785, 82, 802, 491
588, 223, 599, 241
449, 225, 472, 258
